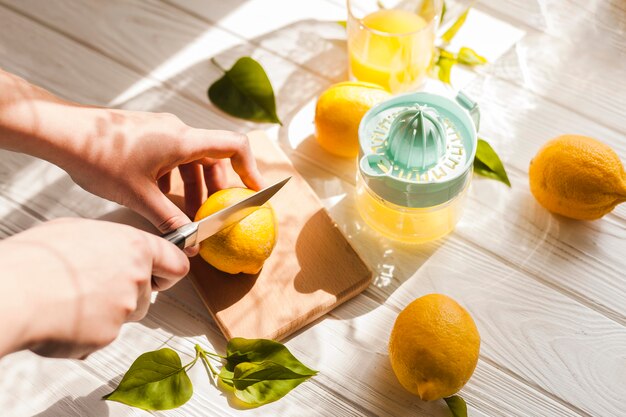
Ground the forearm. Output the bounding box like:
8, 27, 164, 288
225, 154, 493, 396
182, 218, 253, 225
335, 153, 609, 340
0, 68, 104, 169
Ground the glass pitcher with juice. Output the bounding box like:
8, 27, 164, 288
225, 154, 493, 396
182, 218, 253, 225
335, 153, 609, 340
347, 0, 442, 93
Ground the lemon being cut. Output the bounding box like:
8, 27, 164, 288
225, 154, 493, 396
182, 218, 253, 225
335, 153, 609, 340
388, 294, 480, 401
529, 134, 626, 220
314, 81, 390, 158
194, 188, 277, 275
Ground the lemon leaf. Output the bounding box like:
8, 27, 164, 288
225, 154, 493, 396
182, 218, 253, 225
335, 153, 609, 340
458, 46, 487, 66
444, 395, 468, 417
219, 338, 317, 406
441, 4, 472, 43
436, 57, 456, 84
474, 138, 511, 187
439, 48, 456, 60
440, 1, 447, 25
231, 361, 311, 405
208, 57, 281, 125
103, 348, 193, 410
223, 338, 317, 377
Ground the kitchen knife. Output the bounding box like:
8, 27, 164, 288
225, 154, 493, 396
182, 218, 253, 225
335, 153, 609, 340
162, 177, 290, 249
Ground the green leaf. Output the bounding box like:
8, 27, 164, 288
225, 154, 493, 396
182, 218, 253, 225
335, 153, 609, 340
336, 20, 347, 28
232, 361, 311, 405
457, 46, 487, 66
224, 338, 317, 377
218, 338, 317, 406
440, 1, 447, 25
441, 4, 471, 43
208, 57, 281, 124
439, 48, 456, 60
218, 366, 235, 387
474, 138, 511, 186
103, 348, 193, 411
444, 395, 468, 417
437, 57, 456, 84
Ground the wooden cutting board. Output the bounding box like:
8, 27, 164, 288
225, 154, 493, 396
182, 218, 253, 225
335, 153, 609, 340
169, 131, 372, 341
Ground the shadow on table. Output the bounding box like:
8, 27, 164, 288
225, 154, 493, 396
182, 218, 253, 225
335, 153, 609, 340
32, 378, 117, 417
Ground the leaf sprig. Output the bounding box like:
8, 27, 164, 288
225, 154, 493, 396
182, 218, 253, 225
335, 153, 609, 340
433, 2, 488, 84
104, 338, 317, 410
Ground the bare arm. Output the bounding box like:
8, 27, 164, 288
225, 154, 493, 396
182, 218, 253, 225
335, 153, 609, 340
0, 68, 264, 231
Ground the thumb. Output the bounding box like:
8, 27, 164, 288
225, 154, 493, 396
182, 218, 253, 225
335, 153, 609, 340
130, 183, 200, 257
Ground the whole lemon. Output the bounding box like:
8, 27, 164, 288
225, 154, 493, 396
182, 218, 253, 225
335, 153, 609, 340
529, 135, 626, 220
388, 294, 480, 401
194, 188, 277, 275
314, 81, 390, 158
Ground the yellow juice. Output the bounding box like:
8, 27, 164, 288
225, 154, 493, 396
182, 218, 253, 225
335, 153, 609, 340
348, 9, 435, 92
356, 171, 470, 244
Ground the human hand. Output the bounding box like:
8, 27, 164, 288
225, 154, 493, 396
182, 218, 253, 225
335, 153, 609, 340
55, 108, 264, 235
0, 218, 189, 359
0, 72, 262, 238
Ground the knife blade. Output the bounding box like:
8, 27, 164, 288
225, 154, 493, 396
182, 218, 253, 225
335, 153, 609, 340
162, 176, 290, 249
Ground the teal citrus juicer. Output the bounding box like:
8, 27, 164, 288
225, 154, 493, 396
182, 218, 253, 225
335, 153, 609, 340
356, 91, 479, 243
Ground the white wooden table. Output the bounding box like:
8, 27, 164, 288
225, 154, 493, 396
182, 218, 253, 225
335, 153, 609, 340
1, 1, 625, 416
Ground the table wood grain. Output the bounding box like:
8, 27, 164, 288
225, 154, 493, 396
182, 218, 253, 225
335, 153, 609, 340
0, 1, 624, 416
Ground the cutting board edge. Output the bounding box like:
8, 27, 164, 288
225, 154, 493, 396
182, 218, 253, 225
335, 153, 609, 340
188, 268, 373, 341
261, 268, 374, 341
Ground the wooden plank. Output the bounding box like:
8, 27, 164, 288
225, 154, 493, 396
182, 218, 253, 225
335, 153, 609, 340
161, 0, 349, 81
0, 194, 43, 237
477, 0, 626, 55
0, 0, 338, 118
0, 151, 122, 221
0, 348, 153, 416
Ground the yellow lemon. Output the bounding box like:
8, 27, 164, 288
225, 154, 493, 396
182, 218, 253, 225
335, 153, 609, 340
529, 134, 626, 220
388, 294, 480, 401
314, 81, 390, 158
194, 188, 277, 275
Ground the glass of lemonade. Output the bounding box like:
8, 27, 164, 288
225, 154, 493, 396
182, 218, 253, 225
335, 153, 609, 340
347, 0, 442, 93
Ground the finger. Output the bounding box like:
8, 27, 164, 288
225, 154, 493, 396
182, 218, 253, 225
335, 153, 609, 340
184, 244, 199, 257
203, 159, 228, 195
182, 129, 265, 190
141, 231, 190, 290
133, 183, 192, 233
179, 163, 203, 218
158, 171, 171, 194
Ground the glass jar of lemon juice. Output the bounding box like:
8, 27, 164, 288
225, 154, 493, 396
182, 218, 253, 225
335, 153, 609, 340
356, 92, 479, 243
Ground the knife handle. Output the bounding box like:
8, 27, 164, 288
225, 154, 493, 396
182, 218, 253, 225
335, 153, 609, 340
161, 229, 186, 249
